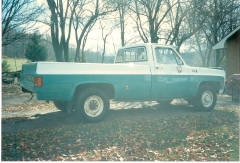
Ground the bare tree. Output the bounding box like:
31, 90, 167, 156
129, 0, 208, 53
46, 0, 79, 62
130, 0, 177, 43
72, 0, 98, 62
118, 0, 125, 46
2, 0, 43, 46
162, 0, 205, 51
99, 20, 115, 63
116, 0, 131, 46
73, 0, 118, 62
189, 30, 214, 67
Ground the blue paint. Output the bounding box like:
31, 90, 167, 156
21, 72, 224, 102
150, 74, 190, 99
32, 74, 152, 101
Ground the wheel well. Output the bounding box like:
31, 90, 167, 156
73, 83, 115, 100
199, 81, 220, 93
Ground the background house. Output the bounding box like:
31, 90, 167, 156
213, 26, 240, 101
213, 26, 240, 78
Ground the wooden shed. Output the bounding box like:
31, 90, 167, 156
213, 26, 240, 78
213, 26, 240, 101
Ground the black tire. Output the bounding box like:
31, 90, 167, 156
193, 85, 217, 112
75, 88, 109, 122
232, 91, 240, 102
53, 101, 68, 112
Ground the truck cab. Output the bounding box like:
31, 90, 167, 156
115, 43, 225, 99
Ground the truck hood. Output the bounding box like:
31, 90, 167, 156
188, 66, 226, 78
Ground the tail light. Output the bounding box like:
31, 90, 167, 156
34, 77, 42, 87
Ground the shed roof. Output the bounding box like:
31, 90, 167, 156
213, 26, 240, 50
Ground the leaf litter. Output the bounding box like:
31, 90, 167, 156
2, 113, 239, 161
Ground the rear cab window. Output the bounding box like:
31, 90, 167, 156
115, 47, 147, 63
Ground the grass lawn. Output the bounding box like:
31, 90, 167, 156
2, 111, 239, 161
2, 58, 28, 72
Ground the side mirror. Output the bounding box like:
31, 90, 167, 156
178, 60, 184, 65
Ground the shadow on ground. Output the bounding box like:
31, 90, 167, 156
2, 103, 217, 133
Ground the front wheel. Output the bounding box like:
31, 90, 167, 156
76, 88, 109, 122
193, 85, 217, 112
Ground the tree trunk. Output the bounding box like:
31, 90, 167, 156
102, 37, 107, 63
63, 42, 69, 62
119, 1, 125, 46
75, 41, 81, 62
53, 45, 63, 62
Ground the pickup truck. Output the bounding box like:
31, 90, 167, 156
20, 43, 226, 122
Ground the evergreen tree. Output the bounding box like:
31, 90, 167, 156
2, 59, 11, 72
25, 33, 48, 62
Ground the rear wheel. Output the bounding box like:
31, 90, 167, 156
53, 101, 67, 112
193, 85, 217, 111
75, 88, 109, 122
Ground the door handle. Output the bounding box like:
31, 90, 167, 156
156, 66, 163, 69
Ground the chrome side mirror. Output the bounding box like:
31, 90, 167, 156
178, 60, 184, 65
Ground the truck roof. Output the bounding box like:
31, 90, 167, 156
119, 43, 178, 50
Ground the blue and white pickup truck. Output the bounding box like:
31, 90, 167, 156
20, 43, 226, 122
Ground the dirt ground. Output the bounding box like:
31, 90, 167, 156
1, 83, 239, 133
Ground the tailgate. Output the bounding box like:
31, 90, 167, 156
20, 62, 38, 92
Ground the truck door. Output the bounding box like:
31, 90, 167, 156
150, 46, 190, 100
114, 46, 152, 101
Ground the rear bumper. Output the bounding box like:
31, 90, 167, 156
22, 87, 33, 93
20, 82, 34, 93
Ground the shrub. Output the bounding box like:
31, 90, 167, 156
25, 33, 48, 62
2, 59, 11, 72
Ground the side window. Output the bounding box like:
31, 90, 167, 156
116, 47, 147, 63
155, 47, 182, 65
136, 47, 147, 60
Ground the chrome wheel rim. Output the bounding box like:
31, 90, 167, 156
84, 95, 104, 117
201, 90, 213, 107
